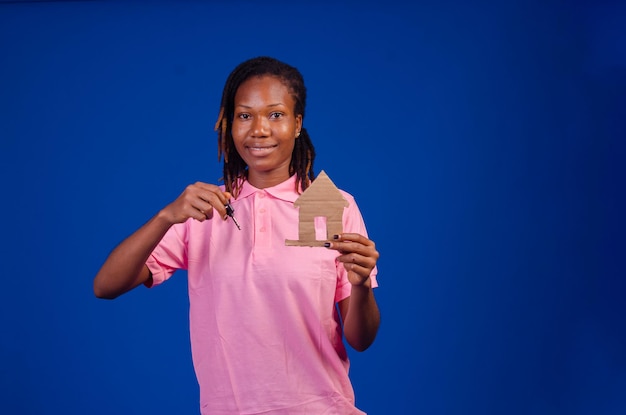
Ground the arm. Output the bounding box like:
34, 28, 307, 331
93, 182, 232, 299
329, 233, 381, 352
93, 212, 172, 299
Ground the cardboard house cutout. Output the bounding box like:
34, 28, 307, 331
285, 170, 348, 247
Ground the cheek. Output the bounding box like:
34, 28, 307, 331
231, 125, 245, 148
276, 123, 297, 139
231, 121, 244, 139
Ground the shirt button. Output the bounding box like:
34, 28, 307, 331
259, 193, 265, 198
259, 227, 266, 232
259, 208, 266, 214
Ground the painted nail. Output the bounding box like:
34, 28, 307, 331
324, 242, 331, 248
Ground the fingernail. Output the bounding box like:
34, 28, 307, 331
333, 235, 339, 240
324, 242, 331, 248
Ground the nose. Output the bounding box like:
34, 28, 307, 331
251, 116, 269, 137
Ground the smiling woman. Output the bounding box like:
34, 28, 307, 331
93, 56, 381, 415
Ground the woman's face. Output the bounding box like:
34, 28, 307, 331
231, 75, 302, 188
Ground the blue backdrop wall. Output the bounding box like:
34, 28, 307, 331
1, 1, 624, 414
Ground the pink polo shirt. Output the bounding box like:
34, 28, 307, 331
146, 175, 378, 415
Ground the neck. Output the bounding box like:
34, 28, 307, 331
247, 170, 291, 189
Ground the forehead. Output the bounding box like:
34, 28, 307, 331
235, 75, 294, 105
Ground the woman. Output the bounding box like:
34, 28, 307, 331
94, 56, 381, 415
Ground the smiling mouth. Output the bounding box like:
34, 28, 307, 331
248, 145, 278, 155
248, 144, 277, 152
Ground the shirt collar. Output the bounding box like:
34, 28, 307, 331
237, 174, 301, 203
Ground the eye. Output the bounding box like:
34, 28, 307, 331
269, 112, 284, 119
237, 113, 251, 120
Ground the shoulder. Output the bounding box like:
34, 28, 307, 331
338, 188, 357, 205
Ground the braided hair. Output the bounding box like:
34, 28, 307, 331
214, 56, 316, 198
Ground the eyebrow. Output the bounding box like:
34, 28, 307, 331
235, 103, 285, 109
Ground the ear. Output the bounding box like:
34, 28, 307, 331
295, 114, 303, 138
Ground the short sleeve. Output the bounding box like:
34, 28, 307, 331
145, 222, 189, 286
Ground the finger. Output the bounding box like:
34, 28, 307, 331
193, 193, 226, 220
194, 182, 232, 205
191, 207, 209, 222
337, 252, 376, 271
197, 192, 233, 220
200, 197, 228, 221
333, 233, 372, 245
196, 207, 211, 220
190, 198, 214, 218
329, 241, 379, 264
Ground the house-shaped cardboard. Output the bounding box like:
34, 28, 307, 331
285, 170, 348, 247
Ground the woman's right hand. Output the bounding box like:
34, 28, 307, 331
160, 182, 232, 225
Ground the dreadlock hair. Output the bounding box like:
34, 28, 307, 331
214, 56, 316, 198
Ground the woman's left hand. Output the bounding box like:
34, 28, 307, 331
325, 233, 379, 287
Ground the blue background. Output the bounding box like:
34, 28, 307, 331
1, 0, 625, 414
